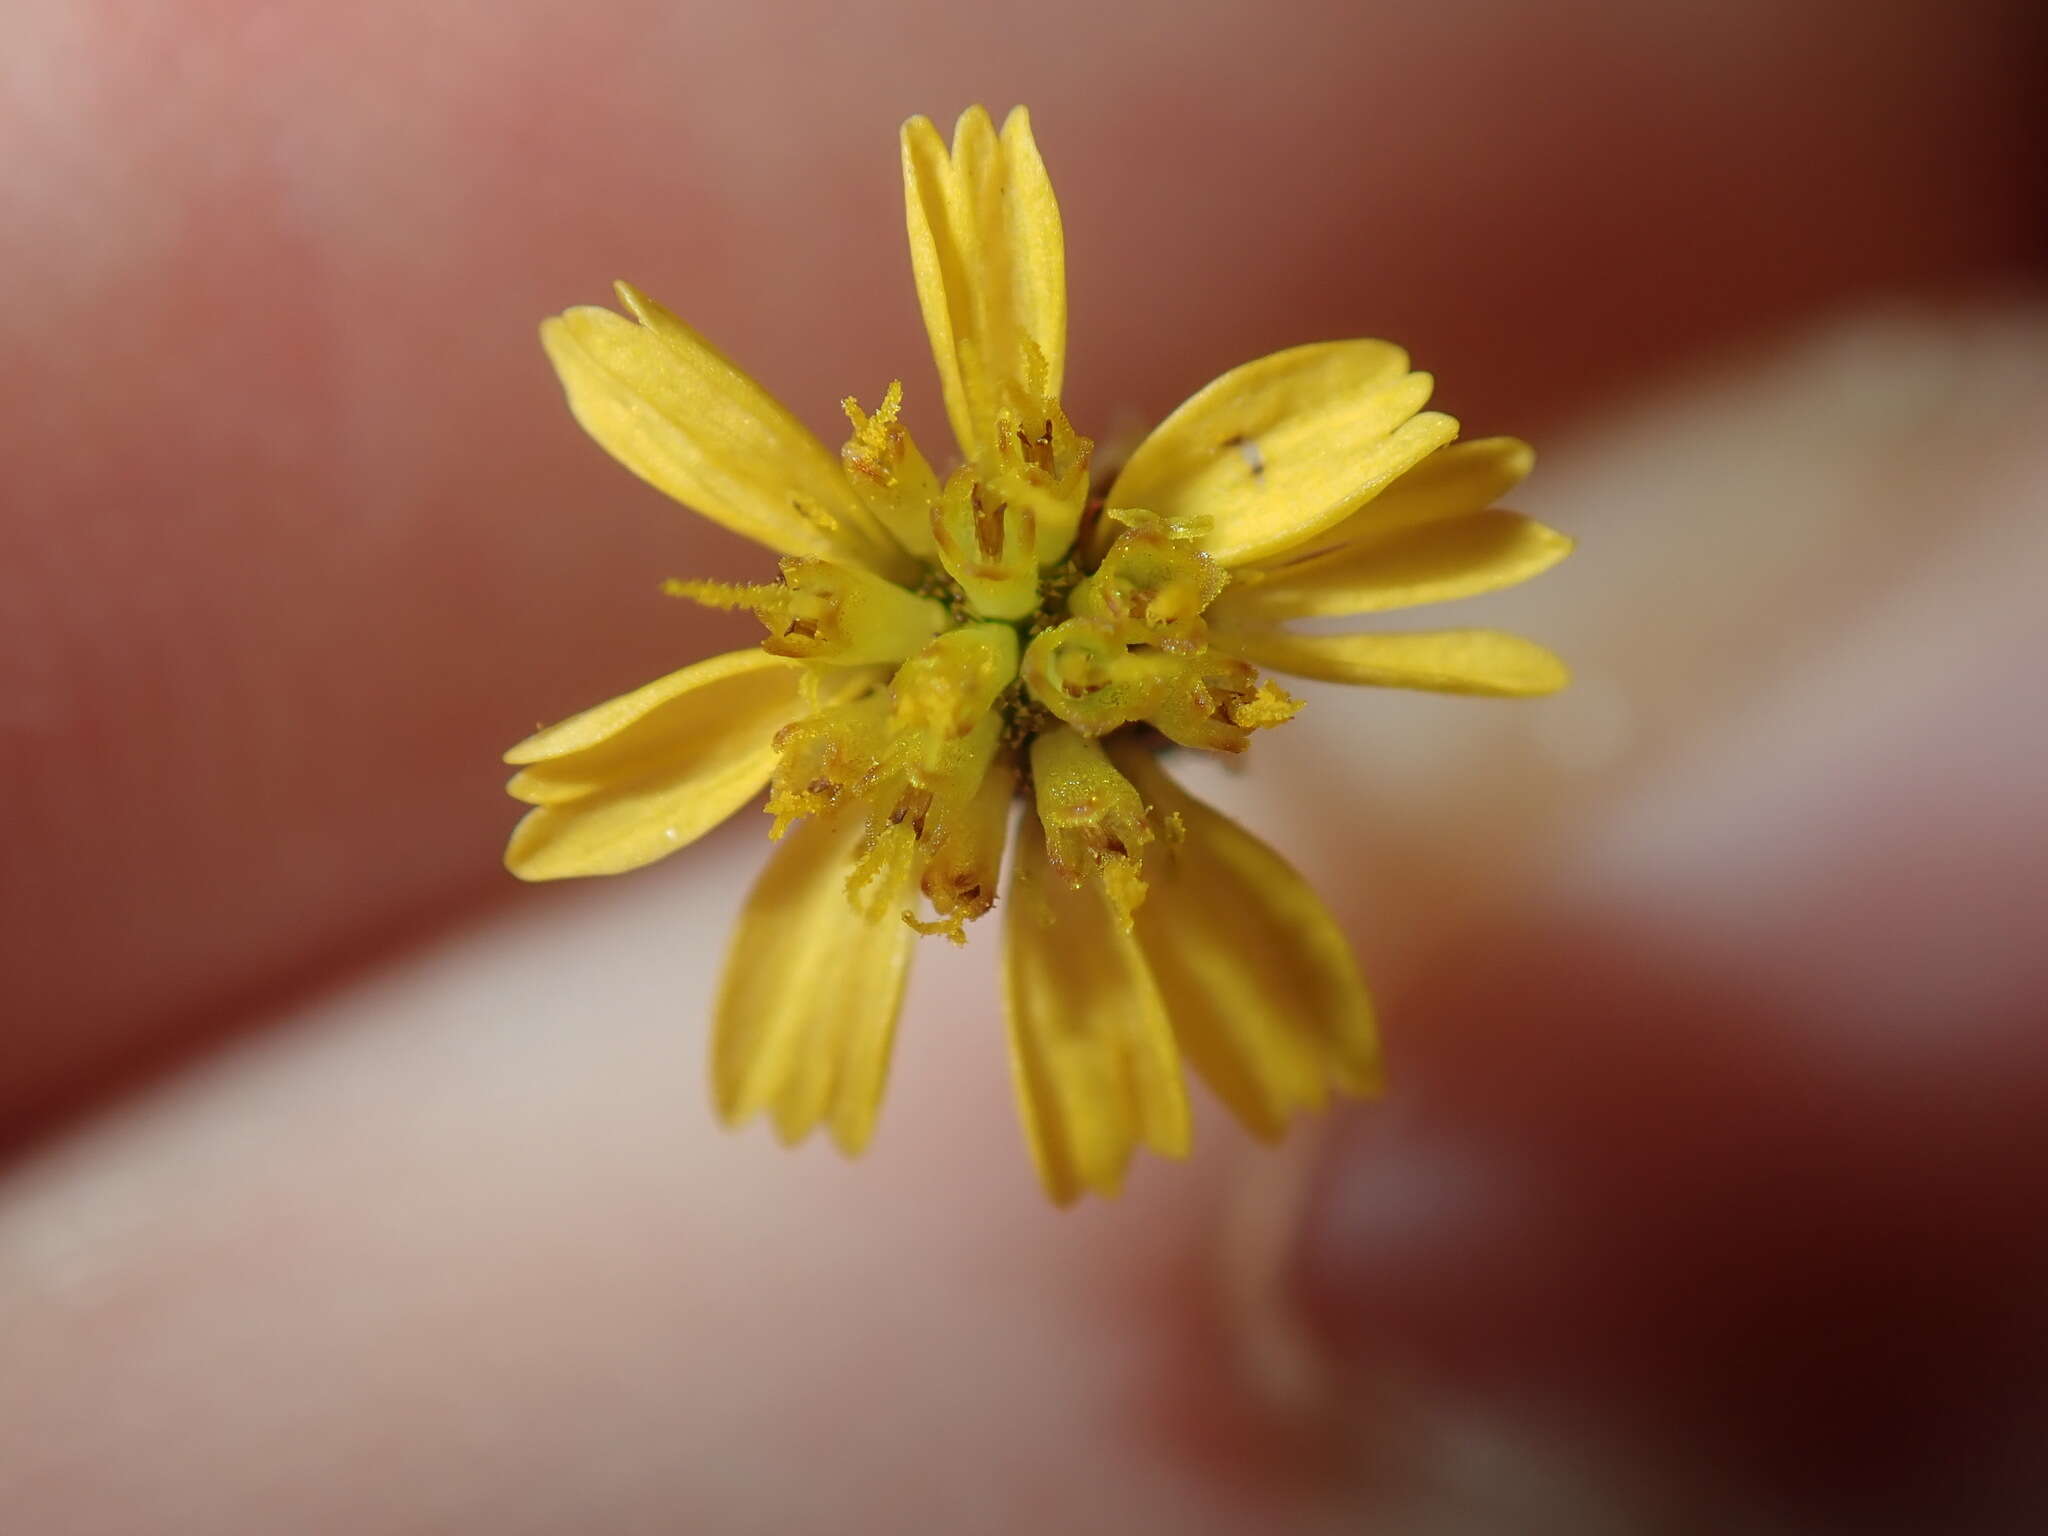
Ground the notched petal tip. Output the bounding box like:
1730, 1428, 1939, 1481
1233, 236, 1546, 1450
713, 812, 915, 1155
1525, 649, 1572, 694
536, 310, 605, 385
899, 112, 944, 157
1003, 809, 1190, 1206
1108, 341, 1459, 568
501, 815, 560, 883
900, 101, 1067, 462
537, 286, 909, 572
950, 102, 998, 150
828, 1113, 881, 1159
1111, 746, 1380, 1139
611, 278, 653, 318
497, 650, 816, 880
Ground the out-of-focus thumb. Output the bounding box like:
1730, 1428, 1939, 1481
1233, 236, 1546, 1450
1271, 305, 2048, 1533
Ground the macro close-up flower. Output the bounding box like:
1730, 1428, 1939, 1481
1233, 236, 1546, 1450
504, 106, 1573, 1201
8, 7, 2045, 1532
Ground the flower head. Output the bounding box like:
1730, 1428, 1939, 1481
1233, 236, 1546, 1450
505, 107, 1573, 1204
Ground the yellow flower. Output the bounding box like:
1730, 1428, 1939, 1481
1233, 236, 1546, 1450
505, 107, 1573, 1204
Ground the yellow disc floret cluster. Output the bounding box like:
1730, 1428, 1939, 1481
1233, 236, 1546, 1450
673, 369, 1306, 946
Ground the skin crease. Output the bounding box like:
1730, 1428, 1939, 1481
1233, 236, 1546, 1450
0, 1, 2044, 1531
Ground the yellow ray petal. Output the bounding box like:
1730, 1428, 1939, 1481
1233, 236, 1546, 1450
1111, 746, 1379, 1140
505, 649, 800, 766
1105, 341, 1459, 568
1260, 436, 1535, 564
996, 108, 1066, 395
713, 811, 916, 1155
901, 106, 1067, 460
541, 284, 906, 576
1217, 625, 1571, 696
1003, 807, 1190, 1205
1215, 511, 1574, 621
502, 651, 810, 880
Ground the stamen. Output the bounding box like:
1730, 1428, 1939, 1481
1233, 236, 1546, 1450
1029, 727, 1152, 928
846, 820, 919, 920
913, 750, 1017, 941
1145, 654, 1301, 753
1021, 618, 1167, 736
931, 468, 1040, 620
765, 693, 892, 837
1068, 517, 1226, 655
891, 624, 1020, 753
668, 557, 949, 666
841, 381, 941, 560
971, 485, 1009, 560
986, 379, 1092, 565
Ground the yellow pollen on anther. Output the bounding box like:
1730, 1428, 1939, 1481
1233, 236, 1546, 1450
669, 557, 949, 667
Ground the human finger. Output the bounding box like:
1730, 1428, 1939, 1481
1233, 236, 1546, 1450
3, 307, 2043, 1531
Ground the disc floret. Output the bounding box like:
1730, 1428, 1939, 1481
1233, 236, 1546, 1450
674, 378, 1298, 942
